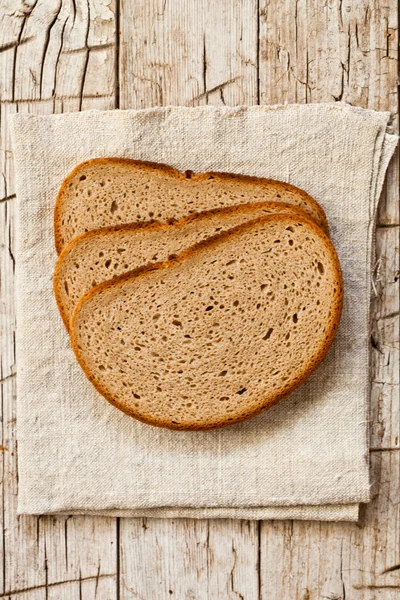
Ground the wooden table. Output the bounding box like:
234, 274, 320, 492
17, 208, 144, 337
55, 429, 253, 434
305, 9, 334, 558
0, 1, 398, 598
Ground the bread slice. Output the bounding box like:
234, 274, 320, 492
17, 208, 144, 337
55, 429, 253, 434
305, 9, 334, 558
54, 158, 329, 253
55, 201, 314, 330
70, 214, 343, 431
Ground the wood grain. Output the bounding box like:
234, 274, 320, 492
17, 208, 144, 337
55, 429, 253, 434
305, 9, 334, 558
119, 0, 258, 108
0, 0, 398, 598
0, 1, 117, 599
119, 518, 259, 600
119, 0, 399, 598
257, 1, 399, 598
119, 2, 264, 597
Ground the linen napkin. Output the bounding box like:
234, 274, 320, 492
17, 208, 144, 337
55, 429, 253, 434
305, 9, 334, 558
11, 103, 397, 521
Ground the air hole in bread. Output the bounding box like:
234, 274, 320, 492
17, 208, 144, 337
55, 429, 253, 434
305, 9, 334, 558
110, 200, 118, 214
172, 319, 182, 327
263, 328, 273, 340
292, 313, 298, 323
318, 261, 325, 274
79, 175, 86, 181
64, 281, 69, 296
237, 388, 247, 395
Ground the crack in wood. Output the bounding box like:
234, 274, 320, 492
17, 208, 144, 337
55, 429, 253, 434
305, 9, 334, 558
0, 573, 116, 598
377, 223, 400, 228
52, 15, 69, 101
116, 517, 121, 600
0, 195, 16, 204
78, 568, 82, 600
370, 447, 400, 452
202, 33, 207, 102
7, 246, 15, 273
44, 526, 48, 600
71, 0, 77, 27
382, 563, 400, 574
115, 0, 120, 109
187, 77, 239, 105
62, 42, 115, 54
230, 542, 245, 600
370, 334, 384, 355
94, 562, 101, 596
0, 374, 16, 385
353, 584, 400, 589
339, 541, 346, 600
0, 37, 35, 54
39, 1, 63, 99
378, 311, 400, 321
64, 516, 70, 572
11, 6, 29, 102
79, 0, 91, 111
332, 63, 346, 102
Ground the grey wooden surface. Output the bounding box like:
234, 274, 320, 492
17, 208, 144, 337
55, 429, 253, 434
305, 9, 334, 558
0, 1, 398, 598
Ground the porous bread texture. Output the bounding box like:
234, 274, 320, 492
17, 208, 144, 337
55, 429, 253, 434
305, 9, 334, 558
54, 158, 329, 253
55, 201, 312, 330
70, 215, 343, 431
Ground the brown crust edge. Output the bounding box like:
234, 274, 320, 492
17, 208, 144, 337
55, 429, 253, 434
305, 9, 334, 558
69, 213, 343, 432
54, 201, 313, 330
54, 157, 329, 254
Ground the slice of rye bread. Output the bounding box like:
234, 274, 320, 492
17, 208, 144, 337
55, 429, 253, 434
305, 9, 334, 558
70, 214, 343, 431
54, 158, 329, 253
55, 201, 314, 330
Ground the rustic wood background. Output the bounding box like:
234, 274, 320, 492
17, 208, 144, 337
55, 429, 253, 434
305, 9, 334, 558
0, 1, 399, 598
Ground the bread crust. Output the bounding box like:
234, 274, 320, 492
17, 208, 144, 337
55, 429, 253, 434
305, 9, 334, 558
54, 157, 329, 254
54, 201, 312, 330
70, 214, 343, 431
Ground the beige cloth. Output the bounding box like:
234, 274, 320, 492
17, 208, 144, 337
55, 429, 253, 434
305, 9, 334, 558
11, 103, 397, 521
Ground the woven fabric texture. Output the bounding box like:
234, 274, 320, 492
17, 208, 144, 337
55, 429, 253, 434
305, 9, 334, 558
11, 103, 397, 520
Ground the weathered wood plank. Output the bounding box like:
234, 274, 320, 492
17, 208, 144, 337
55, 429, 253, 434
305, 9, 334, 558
119, 0, 258, 108
260, 451, 400, 599
371, 225, 400, 450
41, 515, 117, 587
119, 518, 259, 600
258, 0, 399, 597
120, 518, 210, 599
118, 1, 262, 597
0, 1, 117, 598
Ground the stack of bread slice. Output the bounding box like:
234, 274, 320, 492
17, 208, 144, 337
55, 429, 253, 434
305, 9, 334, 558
54, 158, 343, 431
